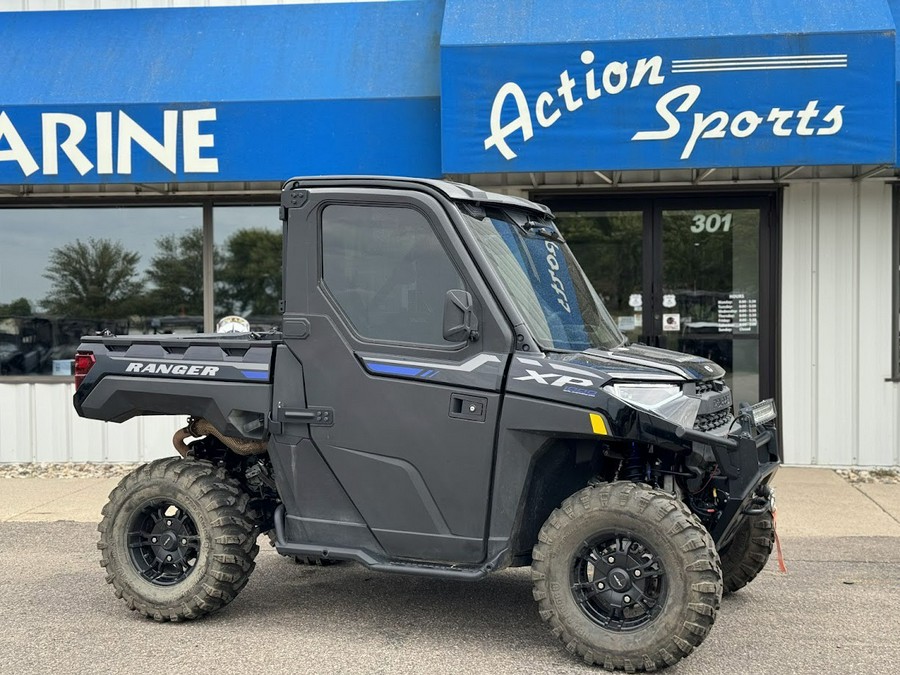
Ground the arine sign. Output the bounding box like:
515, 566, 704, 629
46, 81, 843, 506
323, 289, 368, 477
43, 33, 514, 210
0, 108, 218, 178
0, 99, 441, 183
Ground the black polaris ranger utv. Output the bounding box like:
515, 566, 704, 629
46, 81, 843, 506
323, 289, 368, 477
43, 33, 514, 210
74, 176, 780, 672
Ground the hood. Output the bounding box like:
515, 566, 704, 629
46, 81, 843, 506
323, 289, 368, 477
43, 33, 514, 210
561, 344, 726, 382
505, 345, 726, 413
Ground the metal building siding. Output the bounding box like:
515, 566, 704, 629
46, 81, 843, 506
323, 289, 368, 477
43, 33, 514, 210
782, 180, 900, 467
0, 382, 181, 463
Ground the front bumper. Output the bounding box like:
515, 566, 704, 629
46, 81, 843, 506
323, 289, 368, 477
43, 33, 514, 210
690, 425, 779, 545
639, 411, 780, 548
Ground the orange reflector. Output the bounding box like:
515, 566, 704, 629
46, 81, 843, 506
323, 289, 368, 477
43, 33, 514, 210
589, 413, 608, 435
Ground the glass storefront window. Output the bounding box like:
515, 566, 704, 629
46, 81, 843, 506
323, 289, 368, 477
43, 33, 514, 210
0, 206, 201, 377
212, 205, 282, 332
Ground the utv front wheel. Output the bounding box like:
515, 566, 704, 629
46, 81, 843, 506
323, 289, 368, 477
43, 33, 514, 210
97, 457, 259, 621
531, 482, 722, 671
719, 511, 775, 593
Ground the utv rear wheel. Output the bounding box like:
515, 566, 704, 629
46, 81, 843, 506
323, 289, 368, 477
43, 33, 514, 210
531, 482, 722, 672
97, 457, 259, 621
719, 511, 775, 594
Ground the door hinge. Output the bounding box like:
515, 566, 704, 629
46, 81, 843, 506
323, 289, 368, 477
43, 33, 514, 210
280, 187, 309, 210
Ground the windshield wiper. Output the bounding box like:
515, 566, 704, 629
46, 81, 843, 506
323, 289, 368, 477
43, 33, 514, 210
521, 219, 562, 242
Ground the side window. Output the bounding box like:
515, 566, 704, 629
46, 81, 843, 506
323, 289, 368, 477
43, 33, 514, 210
322, 204, 465, 346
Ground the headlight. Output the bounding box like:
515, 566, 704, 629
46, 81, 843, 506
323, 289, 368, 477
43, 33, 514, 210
604, 383, 682, 411
604, 382, 701, 429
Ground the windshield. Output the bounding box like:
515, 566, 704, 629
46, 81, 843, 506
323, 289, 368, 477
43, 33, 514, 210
462, 208, 624, 351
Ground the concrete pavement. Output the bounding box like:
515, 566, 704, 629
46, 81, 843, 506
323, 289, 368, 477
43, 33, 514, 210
0, 477, 117, 522
771, 467, 900, 537
1, 466, 899, 674
3, 466, 899, 537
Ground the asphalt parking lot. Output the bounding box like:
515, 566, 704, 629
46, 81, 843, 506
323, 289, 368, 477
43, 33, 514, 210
1, 468, 898, 674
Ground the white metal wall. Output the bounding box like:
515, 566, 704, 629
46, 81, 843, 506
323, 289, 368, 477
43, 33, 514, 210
0, 382, 182, 462
781, 180, 900, 467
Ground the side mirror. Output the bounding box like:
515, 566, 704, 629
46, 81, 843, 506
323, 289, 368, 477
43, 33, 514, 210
442, 289, 479, 342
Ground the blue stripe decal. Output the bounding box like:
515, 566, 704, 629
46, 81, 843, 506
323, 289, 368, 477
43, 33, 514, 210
367, 363, 423, 377
241, 370, 270, 380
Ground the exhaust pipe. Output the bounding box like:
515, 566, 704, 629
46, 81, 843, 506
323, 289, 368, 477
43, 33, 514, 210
173, 417, 268, 457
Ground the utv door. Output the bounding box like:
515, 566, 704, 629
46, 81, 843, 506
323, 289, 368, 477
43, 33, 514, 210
283, 188, 513, 564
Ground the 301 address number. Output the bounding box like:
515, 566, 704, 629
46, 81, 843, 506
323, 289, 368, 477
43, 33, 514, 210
691, 213, 733, 233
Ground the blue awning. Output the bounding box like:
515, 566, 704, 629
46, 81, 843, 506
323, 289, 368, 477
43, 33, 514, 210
0, 1, 443, 184
441, 0, 897, 173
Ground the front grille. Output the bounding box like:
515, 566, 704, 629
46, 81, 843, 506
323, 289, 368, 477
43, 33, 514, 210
694, 408, 732, 432
692, 378, 732, 432
695, 379, 725, 395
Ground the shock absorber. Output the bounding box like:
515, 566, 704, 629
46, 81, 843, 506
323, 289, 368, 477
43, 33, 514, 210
621, 443, 646, 482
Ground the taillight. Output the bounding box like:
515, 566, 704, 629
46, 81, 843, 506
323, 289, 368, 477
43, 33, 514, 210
74, 352, 96, 389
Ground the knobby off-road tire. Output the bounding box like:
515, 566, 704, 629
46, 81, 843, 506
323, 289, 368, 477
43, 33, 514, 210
97, 457, 259, 621
719, 511, 775, 594
531, 482, 723, 672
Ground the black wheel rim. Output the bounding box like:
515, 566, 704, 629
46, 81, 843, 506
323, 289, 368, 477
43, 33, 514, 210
127, 499, 201, 586
570, 533, 667, 632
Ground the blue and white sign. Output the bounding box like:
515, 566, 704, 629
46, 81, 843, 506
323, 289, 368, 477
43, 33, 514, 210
0, 100, 441, 183
0, 1, 444, 184
441, 1, 896, 172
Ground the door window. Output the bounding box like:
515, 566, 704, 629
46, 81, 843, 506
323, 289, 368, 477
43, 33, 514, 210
321, 204, 464, 346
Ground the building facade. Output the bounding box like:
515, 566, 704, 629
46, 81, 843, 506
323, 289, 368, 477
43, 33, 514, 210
0, 0, 898, 467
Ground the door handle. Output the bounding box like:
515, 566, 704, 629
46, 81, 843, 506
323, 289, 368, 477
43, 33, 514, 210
449, 393, 487, 422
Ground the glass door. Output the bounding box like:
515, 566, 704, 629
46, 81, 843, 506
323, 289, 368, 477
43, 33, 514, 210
655, 201, 767, 406
555, 210, 645, 344
551, 194, 776, 405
